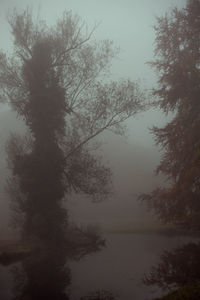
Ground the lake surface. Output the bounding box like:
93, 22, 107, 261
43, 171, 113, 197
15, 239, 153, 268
0, 233, 198, 300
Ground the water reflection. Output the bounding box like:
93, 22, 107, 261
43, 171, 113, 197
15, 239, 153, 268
12, 246, 71, 300
143, 241, 200, 292
1, 232, 199, 300
9, 225, 116, 300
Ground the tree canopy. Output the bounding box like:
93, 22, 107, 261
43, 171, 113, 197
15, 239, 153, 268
0, 9, 145, 239
140, 0, 200, 228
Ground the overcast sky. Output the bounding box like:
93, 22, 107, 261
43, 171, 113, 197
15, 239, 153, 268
0, 0, 186, 147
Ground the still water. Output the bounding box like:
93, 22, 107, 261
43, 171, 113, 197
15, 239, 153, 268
0, 233, 198, 300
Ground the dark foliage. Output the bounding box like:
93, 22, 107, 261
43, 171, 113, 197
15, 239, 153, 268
140, 0, 200, 228
81, 290, 116, 300
154, 284, 200, 300
143, 242, 200, 290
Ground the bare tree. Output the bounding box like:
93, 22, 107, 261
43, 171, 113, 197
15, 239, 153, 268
0, 9, 145, 239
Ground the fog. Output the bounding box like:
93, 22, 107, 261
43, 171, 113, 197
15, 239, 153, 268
0, 107, 162, 237
0, 0, 186, 235
1, 1, 197, 300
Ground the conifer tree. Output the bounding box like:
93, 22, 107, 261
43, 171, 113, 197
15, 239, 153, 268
140, 0, 200, 229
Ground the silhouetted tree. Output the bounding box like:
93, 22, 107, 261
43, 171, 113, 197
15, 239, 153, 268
0, 9, 145, 240
140, 0, 200, 229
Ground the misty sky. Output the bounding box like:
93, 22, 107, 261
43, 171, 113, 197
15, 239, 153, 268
0, 0, 186, 81
0, 0, 186, 147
